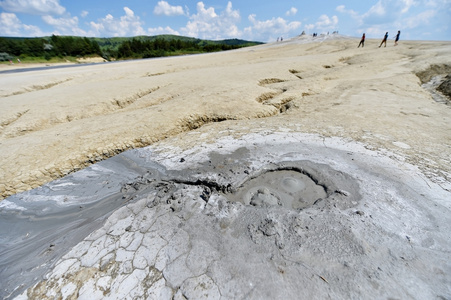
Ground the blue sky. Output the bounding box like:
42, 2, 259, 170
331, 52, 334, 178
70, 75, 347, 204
0, 0, 450, 41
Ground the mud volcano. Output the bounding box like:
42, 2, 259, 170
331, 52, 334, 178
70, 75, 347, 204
236, 170, 327, 209
226, 161, 359, 211
1, 133, 450, 299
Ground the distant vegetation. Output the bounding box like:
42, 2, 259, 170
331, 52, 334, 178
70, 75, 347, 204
0, 35, 263, 63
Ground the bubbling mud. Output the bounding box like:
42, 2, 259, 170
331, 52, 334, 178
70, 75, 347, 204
220, 159, 360, 212
233, 170, 327, 209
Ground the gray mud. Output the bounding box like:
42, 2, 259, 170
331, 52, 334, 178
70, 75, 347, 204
227, 160, 360, 210
422, 75, 451, 105
1, 135, 450, 299
0, 152, 166, 298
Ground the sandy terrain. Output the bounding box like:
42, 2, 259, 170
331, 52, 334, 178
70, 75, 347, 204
0, 35, 451, 299
0, 57, 105, 73
1, 36, 450, 199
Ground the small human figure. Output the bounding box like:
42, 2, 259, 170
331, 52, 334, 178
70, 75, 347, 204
280, 37, 283, 42
379, 32, 388, 48
358, 33, 365, 48
394, 30, 401, 46
17, 58, 21, 63
277, 37, 279, 42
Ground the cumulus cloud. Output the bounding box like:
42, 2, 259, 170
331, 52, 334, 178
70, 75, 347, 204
0, 12, 44, 36
245, 14, 301, 41
361, 0, 425, 25
336, 5, 359, 18
303, 14, 338, 35
316, 14, 339, 29
0, 0, 65, 16
148, 26, 180, 36
89, 7, 145, 37
153, 1, 185, 16
336, 0, 445, 38
81, 11, 89, 18
181, 1, 241, 40
42, 15, 87, 36
286, 7, 298, 16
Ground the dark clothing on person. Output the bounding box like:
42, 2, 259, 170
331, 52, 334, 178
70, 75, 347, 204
358, 33, 365, 48
379, 32, 388, 48
395, 31, 401, 46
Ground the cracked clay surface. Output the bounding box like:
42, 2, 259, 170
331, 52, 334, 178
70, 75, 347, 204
2, 132, 450, 299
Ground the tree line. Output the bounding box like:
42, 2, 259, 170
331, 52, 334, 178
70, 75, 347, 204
0, 35, 101, 61
115, 37, 247, 59
0, 35, 260, 62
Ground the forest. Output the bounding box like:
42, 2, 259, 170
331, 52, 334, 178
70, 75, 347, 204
0, 35, 262, 62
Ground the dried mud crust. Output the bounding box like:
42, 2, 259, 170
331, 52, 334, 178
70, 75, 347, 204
4, 133, 451, 300
20, 159, 363, 299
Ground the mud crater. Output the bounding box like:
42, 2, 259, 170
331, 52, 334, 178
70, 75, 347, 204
232, 170, 326, 209
220, 160, 361, 211
124, 158, 361, 212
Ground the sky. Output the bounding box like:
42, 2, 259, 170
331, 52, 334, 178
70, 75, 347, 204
0, 0, 450, 42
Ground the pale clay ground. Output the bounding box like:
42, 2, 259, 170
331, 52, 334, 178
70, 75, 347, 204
1, 35, 451, 299
1, 36, 450, 199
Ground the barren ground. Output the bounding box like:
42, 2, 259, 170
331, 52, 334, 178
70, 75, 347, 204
0, 35, 450, 299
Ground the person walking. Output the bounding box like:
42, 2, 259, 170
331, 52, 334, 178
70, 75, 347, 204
358, 33, 365, 48
394, 30, 401, 46
379, 32, 388, 48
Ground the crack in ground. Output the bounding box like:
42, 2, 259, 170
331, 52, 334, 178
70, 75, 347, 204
2, 78, 74, 98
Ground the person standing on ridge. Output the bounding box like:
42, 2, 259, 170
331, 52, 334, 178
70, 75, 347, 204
394, 30, 401, 46
358, 33, 365, 48
379, 32, 388, 48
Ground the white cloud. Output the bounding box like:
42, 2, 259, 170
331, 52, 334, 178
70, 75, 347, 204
315, 14, 338, 30
304, 24, 314, 31
365, 1, 386, 18
245, 14, 301, 41
400, 0, 418, 13
42, 15, 87, 36
153, 1, 185, 16
360, 0, 421, 24
286, 7, 298, 16
404, 9, 436, 28
89, 7, 145, 37
335, 0, 447, 39
0, 0, 65, 16
303, 14, 338, 34
81, 11, 89, 18
148, 26, 180, 36
0, 12, 23, 36
0, 12, 44, 36
425, 0, 451, 7
181, 1, 241, 40
336, 5, 359, 18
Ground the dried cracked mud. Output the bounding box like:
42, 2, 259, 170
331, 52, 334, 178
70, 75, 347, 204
1, 132, 450, 299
